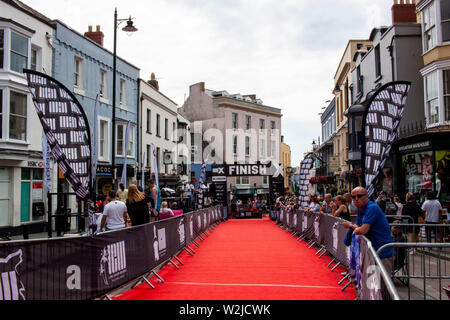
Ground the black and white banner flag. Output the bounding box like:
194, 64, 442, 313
361, 81, 411, 198
24, 70, 93, 200
298, 152, 315, 208
24, 69, 96, 234
197, 154, 209, 209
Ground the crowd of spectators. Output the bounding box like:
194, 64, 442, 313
94, 179, 182, 233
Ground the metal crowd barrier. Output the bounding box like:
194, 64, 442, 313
275, 208, 401, 300
0, 206, 225, 300
381, 221, 450, 301
377, 242, 450, 300
351, 215, 415, 225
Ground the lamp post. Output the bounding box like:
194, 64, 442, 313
111, 8, 137, 190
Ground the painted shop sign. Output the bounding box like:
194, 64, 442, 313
399, 140, 431, 153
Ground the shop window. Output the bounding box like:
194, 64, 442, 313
403, 151, 433, 197
435, 150, 450, 204
20, 168, 44, 223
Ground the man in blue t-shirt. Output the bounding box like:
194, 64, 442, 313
342, 187, 395, 274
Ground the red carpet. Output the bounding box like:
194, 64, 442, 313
114, 217, 356, 300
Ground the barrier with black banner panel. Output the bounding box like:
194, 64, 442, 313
0, 206, 224, 300
276, 210, 396, 299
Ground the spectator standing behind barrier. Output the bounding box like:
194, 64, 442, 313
320, 194, 334, 214
100, 191, 130, 232
403, 193, 423, 249
307, 195, 321, 213
185, 181, 194, 210
344, 193, 358, 216
117, 183, 128, 203
376, 191, 398, 221
393, 195, 403, 217
161, 201, 175, 217
126, 185, 150, 227
148, 179, 161, 221
422, 191, 443, 242
332, 195, 351, 221
341, 187, 395, 274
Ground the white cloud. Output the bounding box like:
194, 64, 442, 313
23, 0, 394, 165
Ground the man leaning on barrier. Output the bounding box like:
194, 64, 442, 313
341, 187, 395, 274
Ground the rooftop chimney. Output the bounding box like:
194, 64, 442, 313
148, 73, 159, 91
84, 25, 104, 46
392, 0, 417, 24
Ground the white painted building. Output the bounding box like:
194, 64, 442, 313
0, 0, 56, 233
139, 75, 190, 187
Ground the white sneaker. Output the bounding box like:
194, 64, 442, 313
409, 249, 415, 255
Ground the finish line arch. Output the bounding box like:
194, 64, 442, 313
210, 162, 285, 206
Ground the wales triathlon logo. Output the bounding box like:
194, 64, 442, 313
99, 241, 127, 286
0, 250, 26, 300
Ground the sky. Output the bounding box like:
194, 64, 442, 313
23, 0, 394, 166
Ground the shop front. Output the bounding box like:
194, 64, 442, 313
0, 160, 49, 235
396, 135, 450, 208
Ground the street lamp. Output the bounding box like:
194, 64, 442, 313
111, 8, 137, 190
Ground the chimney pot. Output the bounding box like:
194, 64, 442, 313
84, 25, 104, 47
392, 0, 416, 24
148, 73, 159, 91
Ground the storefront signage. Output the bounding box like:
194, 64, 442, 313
399, 141, 431, 153
212, 176, 227, 183
329, 157, 339, 172
32, 182, 43, 201
27, 161, 44, 168
211, 164, 271, 177
96, 165, 113, 177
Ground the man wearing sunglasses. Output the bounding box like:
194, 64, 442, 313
341, 187, 395, 273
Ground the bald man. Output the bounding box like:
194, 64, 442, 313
341, 187, 395, 274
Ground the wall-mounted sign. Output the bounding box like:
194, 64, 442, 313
329, 156, 340, 172
96, 165, 113, 177
163, 152, 173, 165
398, 141, 431, 153
27, 161, 44, 168
211, 164, 271, 177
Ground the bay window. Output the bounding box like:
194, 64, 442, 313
444, 70, 450, 121
425, 71, 439, 125
9, 90, 27, 141
441, 0, 450, 42
10, 31, 28, 73
423, 2, 437, 52
1, 30, 5, 69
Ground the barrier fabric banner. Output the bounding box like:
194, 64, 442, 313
0, 207, 221, 300
361, 81, 411, 198
358, 238, 384, 300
